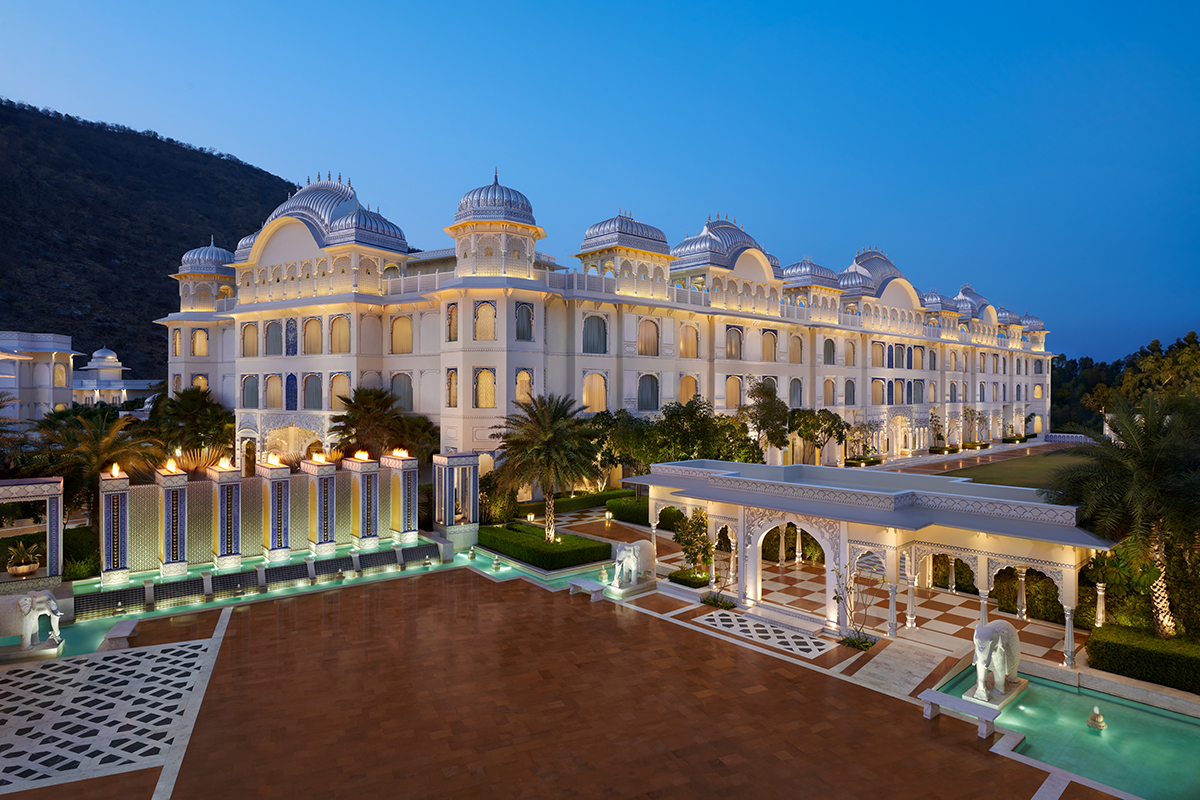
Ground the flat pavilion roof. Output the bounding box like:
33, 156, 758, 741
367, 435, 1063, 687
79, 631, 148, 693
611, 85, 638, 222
625, 460, 1112, 552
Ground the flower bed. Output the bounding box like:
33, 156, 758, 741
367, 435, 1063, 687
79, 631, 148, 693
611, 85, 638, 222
960, 442, 991, 450
1001, 436, 1029, 444
843, 457, 883, 468
667, 568, 710, 589
928, 446, 960, 454
477, 524, 612, 571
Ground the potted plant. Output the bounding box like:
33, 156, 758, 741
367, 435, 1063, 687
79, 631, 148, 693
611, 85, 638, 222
6, 541, 41, 578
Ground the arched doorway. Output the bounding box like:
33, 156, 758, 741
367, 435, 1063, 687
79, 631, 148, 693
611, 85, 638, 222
243, 439, 256, 477
755, 523, 828, 619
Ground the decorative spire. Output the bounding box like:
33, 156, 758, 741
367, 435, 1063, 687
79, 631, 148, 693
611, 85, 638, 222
327, 171, 331, 181
306, 176, 310, 185
338, 172, 342, 183
348, 177, 351, 188
493, 167, 499, 185
210, 234, 214, 246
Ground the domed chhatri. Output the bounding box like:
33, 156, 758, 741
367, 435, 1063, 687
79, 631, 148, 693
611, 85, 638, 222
579, 211, 669, 256
670, 217, 781, 271
1021, 311, 1046, 331
180, 237, 236, 274
455, 171, 536, 226
91, 347, 118, 361
782, 256, 839, 288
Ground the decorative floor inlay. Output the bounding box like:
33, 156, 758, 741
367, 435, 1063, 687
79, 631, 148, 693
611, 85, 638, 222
692, 610, 833, 658
0, 641, 210, 792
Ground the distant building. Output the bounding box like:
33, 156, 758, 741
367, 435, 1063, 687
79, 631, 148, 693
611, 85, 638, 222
72, 347, 157, 408
158, 175, 1052, 470
0, 331, 78, 424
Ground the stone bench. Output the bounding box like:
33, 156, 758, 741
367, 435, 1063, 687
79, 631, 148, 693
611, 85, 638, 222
917, 689, 1003, 739
568, 578, 607, 602
99, 619, 139, 651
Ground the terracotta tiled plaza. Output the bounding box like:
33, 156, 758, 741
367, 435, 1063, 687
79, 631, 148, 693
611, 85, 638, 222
2, 568, 1118, 799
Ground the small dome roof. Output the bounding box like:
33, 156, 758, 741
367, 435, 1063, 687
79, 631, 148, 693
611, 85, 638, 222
781, 257, 839, 288
837, 266, 876, 294
1020, 312, 1045, 331
264, 180, 358, 229
455, 172, 536, 226
954, 283, 990, 318
326, 207, 408, 250
847, 249, 906, 293
922, 288, 956, 310
92, 347, 118, 360
670, 218, 781, 273
181, 237, 235, 270
580, 213, 669, 255
996, 307, 1022, 325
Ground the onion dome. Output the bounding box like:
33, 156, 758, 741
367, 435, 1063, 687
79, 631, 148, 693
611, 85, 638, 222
670, 218, 781, 273
1020, 312, 1045, 331
78, 347, 128, 372
996, 307, 1022, 326
179, 237, 235, 277
455, 171, 535, 225
579, 212, 669, 255
782, 257, 839, 288
954, 283, 991, 318
327, 207, 408, 250
922, 289, 957, 311
92, 347, 118, 361
845, 248, 906, 295
837, 266, 876, 295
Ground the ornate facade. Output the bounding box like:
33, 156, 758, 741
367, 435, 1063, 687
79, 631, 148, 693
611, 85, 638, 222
158, 174, 1052, 468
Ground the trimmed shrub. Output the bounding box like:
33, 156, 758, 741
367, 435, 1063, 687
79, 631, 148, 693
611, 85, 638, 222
702, 592, 736, 609
1085, 625, 1200, 695
668, 568, 710, 589
603, 497, 685, 532
928, 446, 960, 455
477, 525, 611, 571
844, 457, 883, 467
517, 488, 634, 517
479, 471, 518, 525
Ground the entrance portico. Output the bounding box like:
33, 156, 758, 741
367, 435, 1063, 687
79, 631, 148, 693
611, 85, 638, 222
628, 459, 1109, 667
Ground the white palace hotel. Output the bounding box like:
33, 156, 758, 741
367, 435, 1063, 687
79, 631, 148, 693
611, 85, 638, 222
159, 173, 1051, 471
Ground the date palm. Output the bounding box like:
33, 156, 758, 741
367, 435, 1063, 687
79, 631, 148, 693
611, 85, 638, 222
491, 394, 601, 542
329, 388, 403, 458
1042, 394, 1200, 638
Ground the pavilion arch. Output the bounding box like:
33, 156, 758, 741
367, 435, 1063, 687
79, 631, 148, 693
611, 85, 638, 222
744, 512, 843, 625
730, 250, 773, 284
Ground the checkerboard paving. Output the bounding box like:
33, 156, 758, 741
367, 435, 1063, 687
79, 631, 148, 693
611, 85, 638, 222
692, 610, 833, 659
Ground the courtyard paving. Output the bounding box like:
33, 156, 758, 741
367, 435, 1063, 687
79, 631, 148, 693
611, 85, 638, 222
0, 568, 1119, 799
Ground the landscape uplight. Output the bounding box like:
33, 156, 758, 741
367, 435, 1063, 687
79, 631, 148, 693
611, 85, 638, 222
527, 513, 535, 522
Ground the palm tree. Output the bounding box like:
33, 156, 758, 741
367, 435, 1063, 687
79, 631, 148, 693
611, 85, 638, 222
154, 387, 234, 452
491, 394, 602, 542
40, 413, 163, 531
393, 415, 441, 464
1042, 395, 1200, 638
329, 388, 403, 458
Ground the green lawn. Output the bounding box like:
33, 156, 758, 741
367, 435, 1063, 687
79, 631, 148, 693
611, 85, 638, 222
943, 451, 1092, 490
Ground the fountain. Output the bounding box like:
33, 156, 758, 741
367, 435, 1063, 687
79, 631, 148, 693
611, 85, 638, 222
492, 555, 501, 571
1087, 706, 1107, 730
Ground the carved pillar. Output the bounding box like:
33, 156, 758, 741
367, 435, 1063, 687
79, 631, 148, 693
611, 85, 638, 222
301, 457, 337, 556
259, 461, 292, 562
979, 590, 989, 625
46, 492, 61, 579
381, 451, 418, 545
1095, 583, 1106, 628
433, 451, 480, 550
948, 556, 957, 594
887, 582, 898, 639
207, 462, 241, 570
1063, 606, 1076, 668
1016, 566, 1028, 621
344, 454, 380, 550
100, 468, 130, 585
905, 545, 917, 629
155, 465, 188, 578
648, 523, 658, 581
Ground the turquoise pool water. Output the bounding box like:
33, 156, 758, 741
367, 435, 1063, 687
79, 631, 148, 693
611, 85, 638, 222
939, 668, 1200, 799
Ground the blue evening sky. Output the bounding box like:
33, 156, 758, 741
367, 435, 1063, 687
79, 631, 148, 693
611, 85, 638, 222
2, 1, 1196, 361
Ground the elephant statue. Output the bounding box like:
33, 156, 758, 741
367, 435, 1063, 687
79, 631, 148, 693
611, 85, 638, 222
611, 542, 642, 587
0, 590, 63, 651
972, 619, 1021, 701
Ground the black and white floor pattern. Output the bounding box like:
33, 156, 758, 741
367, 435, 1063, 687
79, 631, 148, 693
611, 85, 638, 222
693, 610, 834, 659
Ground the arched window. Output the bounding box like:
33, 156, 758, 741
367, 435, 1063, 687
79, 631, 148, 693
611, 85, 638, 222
242, 324, 258, 357
392, 373, 413, 412
1034, 384, 1044, 399
191, 329, 208, 357
447, 369, 458, 408
980, 354, 987, 373
993, 354, 999, 373
173, 375, 181, 394
53, 363, 67, 387
582, 315, 607, 354
474, 302, 496, 341
303, 375, 322, 410
192, 375, 208, 391
265, 375, 282, 408
680, 375, 698, 401
823, 379, 835, 406
886, 381, 894, 405
680, 326, 699, 359
914, 381, 924, 404
979, 382, 986, 402
304, 319, 322, 355
330, 316, 350, 353
638, 319, 659, 356
789, 336, 803, 364
950, 382, 957, 403
474, 369, 495, 408
264, 322, 283, 356
872, 380, 884, 405
391, 317, 412, 354
905, 380, 913, 405
950, 351, 957, 371
725, 375, 741, 409
845, 341, 856, 367
446, 304, 459, 342
906, 347, 913, 369
331, 374, 351, 411
172, 329, 181, 357
789, 378, 803, 408
762, 330, 777, 362
844, 380, 856, 406
929, 351, 937, 371
1016, 385, 1022, 401
637, 375, 659, 411
242, 375, 259, 408
887, 345, 894, 368
515, 369, 533, 404
582, 373, 606, 412
823, 338, 836, 365
515, 304, 533, 342
913, 348, 923, 370
725, 328, 743, 360
1016, 359, 1022, 375
1034, 360, 1044, 374
872, 342, 885, 368
1002, 357, 1007, 374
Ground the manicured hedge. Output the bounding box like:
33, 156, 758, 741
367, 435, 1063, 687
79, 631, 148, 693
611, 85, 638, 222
844, 457, 883, 467
1085, 625, 1200, 695
604, 497, 684, 531
668, 568, 710, 588
477, 524, 612, 571
928, 446, 960, 454
517, 488, 634, 517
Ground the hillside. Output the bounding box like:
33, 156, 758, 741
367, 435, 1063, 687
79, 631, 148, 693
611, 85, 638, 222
0, 99, 295, 378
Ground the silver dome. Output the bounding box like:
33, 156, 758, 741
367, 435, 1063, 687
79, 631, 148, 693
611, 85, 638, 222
670, 218, 781, 273
92, 347, 118, 360
580, 213, 669, 255
782, 257, 839, 288
847, 249, 906, 294
922, 289, 956, 310
455, 173, 536, 226
1020, 312, 1045, 331
837, 266, 876, 295
954, 283, 991, 318
327, 207, 408, 250
996, 307, 1022, 325
180, 237, 235, 277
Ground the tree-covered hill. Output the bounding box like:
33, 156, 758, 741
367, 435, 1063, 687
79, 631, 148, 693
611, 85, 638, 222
0, 98, 295, 378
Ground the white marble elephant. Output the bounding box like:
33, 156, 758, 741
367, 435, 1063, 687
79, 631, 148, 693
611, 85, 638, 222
972, 619, 1021, 701
0, 590, 63, 651
611, 542, 642, 587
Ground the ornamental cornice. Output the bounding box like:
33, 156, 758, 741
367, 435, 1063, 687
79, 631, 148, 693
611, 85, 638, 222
0, 480, 62, 501
708, 475, 895, 511
909, 494, 1076, 526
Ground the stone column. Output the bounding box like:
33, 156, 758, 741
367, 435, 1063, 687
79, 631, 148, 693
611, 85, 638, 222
155, 464, 188, 578
100, 468, 130, 585
1063, 606, 1076, 668
259, 460, 292, 562
648, 523, 659, 582
301, 457, 337, 557
1016, 566, 1028, 621
888, 582, 898, 639
207, 462, 241, 570
948, 556, 957, 594
344, 453, 380, 550
979, 590, 989, 625
381, 451, 418, 545
1095, 583, 1106, 628
905, 546, 917, 629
